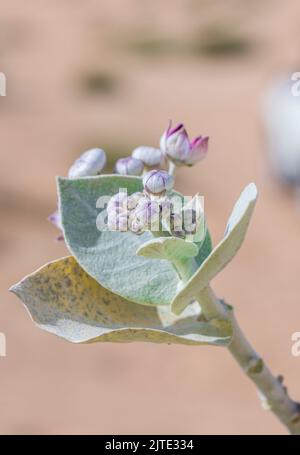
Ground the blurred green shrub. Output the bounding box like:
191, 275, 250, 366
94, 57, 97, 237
191, 24, 253, 58
78, 71, 119, 95
125, 25, 253, 60
127, 35, 178, 57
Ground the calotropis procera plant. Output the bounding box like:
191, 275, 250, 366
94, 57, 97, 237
10, 122, 300, 434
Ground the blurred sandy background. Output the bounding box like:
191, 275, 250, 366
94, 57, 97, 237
1, 0, 300, 435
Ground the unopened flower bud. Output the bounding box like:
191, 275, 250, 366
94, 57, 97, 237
135, 199, 160, 229
127, 192, 145, 210
160, 198, 173, 221
107, 211, 129, 232
182, 208, 198, 234
48, 210, 62, 231
68, 148, 106, 178
48, 209, 64, 241
128, 213, 146, 235
143, 170, 174, 195
132, 146, 164, 168
115, 157, 144, 176
187, 136, 209, 166
170, 212, 185, 238
107, 192, 129, 214
160, 121, 209, 167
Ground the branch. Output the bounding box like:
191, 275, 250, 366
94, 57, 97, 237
198, 287, 300, 435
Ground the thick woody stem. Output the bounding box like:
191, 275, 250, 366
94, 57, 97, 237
197, 286, 300, 435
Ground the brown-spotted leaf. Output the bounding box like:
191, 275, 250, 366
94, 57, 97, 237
10, 257, 232, 345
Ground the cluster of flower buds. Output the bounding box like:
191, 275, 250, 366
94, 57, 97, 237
160, 121, 209, 166
114, 146, 164, 176
51, 120, 208, 182
107, 170, 172, 235
114, 121, 209, 177
107, 191, 158, 235
50, 121, 208, 240
132, 146, 164, 168
114, 157, 144, 176
106, 169, 203, 239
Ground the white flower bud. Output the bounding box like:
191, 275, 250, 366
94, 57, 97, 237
160, 198, 173, 219
127, 192, 145, 210
107, 211, 129, 232
134, 199, 160, 230
132, 146, 164, 168
128, 213, 146, 235
107, 192, 129, 214
48, 209, 64, 241
115, 157, 144, 176
68, 148, 106, 178
143, 170, 174, 195
48, 210, 62, 231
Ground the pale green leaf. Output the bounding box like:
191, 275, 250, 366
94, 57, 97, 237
58, 175, 212, 306
136, 237, 198, 261
172, 183, 258, 314
10, 257, 232, 346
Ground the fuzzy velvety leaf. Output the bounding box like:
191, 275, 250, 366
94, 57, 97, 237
172, 183, 258, 314
10, 257, 232, 346
58, 175, 212, 306
136, 237, 199, 261
195, 229, 212, 267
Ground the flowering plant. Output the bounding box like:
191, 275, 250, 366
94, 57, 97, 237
10, 122, 300, 434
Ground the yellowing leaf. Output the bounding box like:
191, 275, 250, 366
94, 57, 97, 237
10, 257, 232, 346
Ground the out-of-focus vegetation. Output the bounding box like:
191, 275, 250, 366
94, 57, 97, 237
191, 24, 253, 57
77, 70, 119, 95
124, 24, 254, 59
126, 35, 179, 57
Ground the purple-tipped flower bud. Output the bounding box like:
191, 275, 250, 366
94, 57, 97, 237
160, 121, 209, 166
68, 148, 106, 178
132, 146, 164, 168
187, 136, 209, 166
48, 210, 64, 241
115, 157, 144, 176
48, 210, 62, 231
143, 170, 174, 195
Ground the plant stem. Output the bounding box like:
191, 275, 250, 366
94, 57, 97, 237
197, 286, 300, 435
168, 161, 176, 177
172, 258, 199, 283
